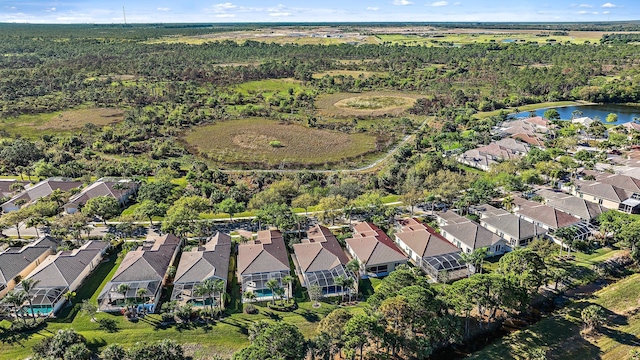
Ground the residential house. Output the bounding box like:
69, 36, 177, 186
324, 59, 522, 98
571, 180, 634, 211
478, 208, 547, 248
292, 225, 356, 297
458, 138, 530, 171
535, 189, 603, 222
237, 230, 291, 302
64, 178, 139, 214
0, 180, 29, 198
513, 197, 593, 241
345, 222, 407, 278
1, 178, 82, 213
17, 241, 109, 316
572, 117, 595, 127
394, 218, 468, 281
436, 211, 508, 256
171, 232, 231, 308
0, 236, 57, 298
97, 234, 181, 313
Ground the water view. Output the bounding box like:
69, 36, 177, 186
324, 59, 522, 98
516, 104, 640, 125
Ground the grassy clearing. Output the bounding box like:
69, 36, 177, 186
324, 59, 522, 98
377, 30, 603, 46
312, 70, 388, 79
473, 101, 585, 119
469, 272, 640, 360
233, 78, 304, 96
0, 107, 123, 137
182, 118, 377, 168
317, 91, 422, 118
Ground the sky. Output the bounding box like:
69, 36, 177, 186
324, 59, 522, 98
0, 1, 638, 24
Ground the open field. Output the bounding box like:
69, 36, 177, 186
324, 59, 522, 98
316, 91, 421, 117
312, 70, 388, 79
0, 107, 124, 137
233, 78, 305, 96
182, 118, 378, 168
470, 272, 640, 359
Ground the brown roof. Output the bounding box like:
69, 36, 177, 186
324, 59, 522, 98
110, 234, 180, 283
3, 178, 82, 207
511, 133, 545, 147
293, 225, 349, 273
395, 219, 459, 258
346, 222, 407, 266
173, 232, 231, 284
237, 230, 290, 276
516, 204, 581, 230
67, 180, 138, 207
524, 116, 549, 127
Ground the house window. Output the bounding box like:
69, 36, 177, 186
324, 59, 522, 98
598, 199, 603, 205
366, 265, 388, 274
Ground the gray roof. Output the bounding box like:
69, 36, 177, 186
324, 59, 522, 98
441, 221, 503, 250
20, 241, 108, 288
173, 232, 231, 284
0, 236, 57, 286
536, 189, 604, 221
481, 213, 547, 240
66, 179, 138, 207
2, 178, 82, 207
515, 201, 581, 230
574, 180, 632, 203
109, 234, 180, 283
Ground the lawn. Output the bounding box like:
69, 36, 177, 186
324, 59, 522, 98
0, 107, 124, 138
469, 273, 640, 360
233, 78, 305, 97
182, 118, 378, 168
316, 91, 423, 118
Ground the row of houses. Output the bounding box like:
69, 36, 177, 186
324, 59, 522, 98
1, 177, 138, 214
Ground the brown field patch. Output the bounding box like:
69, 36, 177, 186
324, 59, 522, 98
183, 118, 378, 168
36, 108, 124, 130
312, 70, 388, 79
316, 92, 420, 118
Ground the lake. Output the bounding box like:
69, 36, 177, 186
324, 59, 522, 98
515, 104, 640, 125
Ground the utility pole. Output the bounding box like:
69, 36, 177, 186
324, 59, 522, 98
123, 6, 127, 25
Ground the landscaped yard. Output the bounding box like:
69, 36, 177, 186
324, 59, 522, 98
182, 118, 378, 168
469, 273, 640, 360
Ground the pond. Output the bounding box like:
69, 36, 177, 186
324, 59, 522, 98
515, 104, 640, 125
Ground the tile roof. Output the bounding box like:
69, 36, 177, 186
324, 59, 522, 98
587, 173, 640, 193
511, 133, 545, 147
395, 219, 459, 258
515, 202, 581, 230
574, 180, 632, 203
346, 222, 407, 266
0, 180, 29, 197
110, 235, 180, 283
293, 225, 349, 273
20, 241, 108, 288
441, 221, 503, 250
237, 230, 290, 276
523, 116, 550, 128
481, 213, 547, 240
536, 189, 603, 221
436, 211, 472, 225
2, 178, 82, 207
173, 232, 231, 284
66, 179, 138, 207
0, 236, 57, 286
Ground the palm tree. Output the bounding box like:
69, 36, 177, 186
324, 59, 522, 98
274, 288, 285, 305
136, 288, 147, 305
333, 275, 347, 303
63, 291, 76, 306
115, 283, 130, 310
342, 277, 355, 303
80, 300, 98, 322
282, 275, 295, 302
2, 290, 28, 324
265, 278, 279, 305
194, 280, 214, 317
347, 259, 360, 277
19, 278, 40, 320
502, 195, 515, 212
243, 291, 256, 304
213, 279, 226, 312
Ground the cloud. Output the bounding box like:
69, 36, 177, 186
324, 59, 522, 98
157, 7, 170, 12
212, 2, 238, 12
578, 4, 593, 7
269, 12, 291, 16
215, 13, 235, 18
367, 7, 380, 10
603, 10, 610, 14
453, 2, 461, 5
393, 0, 413, 5
45, 7, 56, 12
577, 10, 599, 14
601, 2, 617, 7
429, 1, 448, 6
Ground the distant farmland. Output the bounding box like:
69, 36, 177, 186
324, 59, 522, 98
183, 118, 378, 169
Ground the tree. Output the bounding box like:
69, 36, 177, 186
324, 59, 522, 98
317, 309, 353, 359
194, 279, 216, 316
217, 198, 245, 221
543, 109, 560, 120
133, 200, 167, 226
80, 300, 98, 322
63, 343, 92, 360
581, 304, 606, 333
343, 313, 379, 360
214, 279, 226, 311
101, 344, 127, 360
1, 208, 31, 239
234, 322, 307, 360
292, 193, 316, 215
497, 249, 546, 296
82, 196, 120, 224
63, 291, 76, 305
308, 285, 323, 307
2, 290, 28, 324
243, 291, 256, 304
32, 328, 87, 360
401, 189, 423, 216
116, 283, 131, 310
162, 196, 211, 235
282, 275, 295, 302
137, 181, 175, 204
20, 278, 40, 320
555, 226, 577, 256
606, 113, 619, 123
0, 139, 44, 174
316, 195, 347, 225
265, 278, 279, 305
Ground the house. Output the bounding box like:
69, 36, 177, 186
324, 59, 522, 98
64, 178, 139, 214
514, 198, 582, 231
436, 211, 508, 256
0, 180, 29, 198
535, 189, 604, 222
1, 178, 82, 213
292, 225, 356, 297
571, 180, 633, 210
17, 241, 109, 316
237, 230, 291, 302
394, 218, 468, 281
622, 121, 640, 133
97, 234, 181, 313
0, 236, 57, 298
345, 222, 407, 278
171, 232, 231, 308
572, 117, 595, 127
458, 149, 497, 171
458, 138, 530, 171
479, 211, 547, 248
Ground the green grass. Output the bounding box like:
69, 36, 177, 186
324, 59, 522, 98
182, 118, 378, 168
234, 79, 305, 97
377, 31, 601, 47
473, 101, 584, 119
469, 273, 640, 360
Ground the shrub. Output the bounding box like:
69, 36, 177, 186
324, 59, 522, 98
269, 140, 283, 148
581, 305, 606, 333
244, 303, 258, 314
